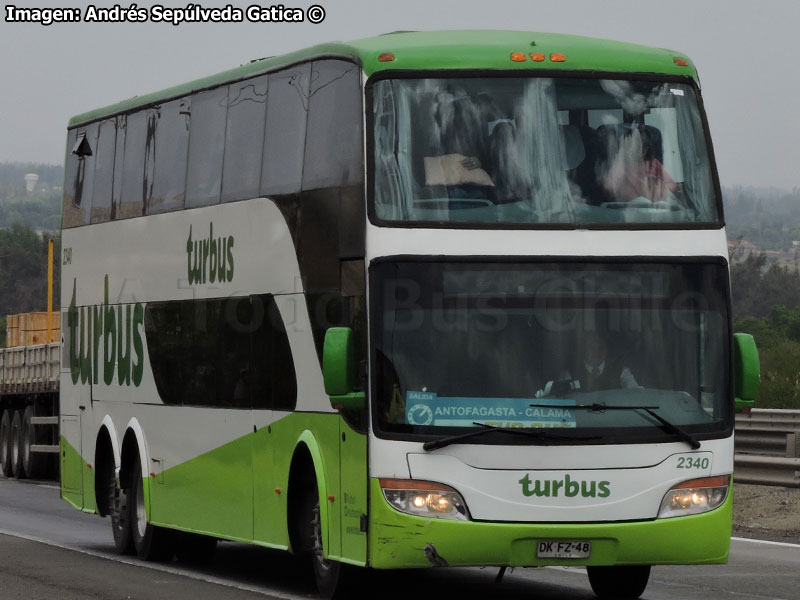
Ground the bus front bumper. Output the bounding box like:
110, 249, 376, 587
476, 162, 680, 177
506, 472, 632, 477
367, 478, 732, 569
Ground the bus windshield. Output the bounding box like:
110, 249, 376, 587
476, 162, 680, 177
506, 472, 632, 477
372, 76, 719, 226
373, 260, 731, 445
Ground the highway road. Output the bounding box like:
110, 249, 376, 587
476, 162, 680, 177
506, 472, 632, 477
0, 477, 798, 600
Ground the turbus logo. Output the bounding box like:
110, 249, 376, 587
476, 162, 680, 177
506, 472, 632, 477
518, 473, 611, 498
186, 223, 234, 285
67, 276, 145, 387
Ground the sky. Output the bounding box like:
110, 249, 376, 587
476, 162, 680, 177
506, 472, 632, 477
1, 0, 798, 190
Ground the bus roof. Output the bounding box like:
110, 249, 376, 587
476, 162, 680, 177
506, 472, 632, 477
69, 30, 697, 127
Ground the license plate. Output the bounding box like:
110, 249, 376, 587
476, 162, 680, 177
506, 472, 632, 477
536, 540, 592, 559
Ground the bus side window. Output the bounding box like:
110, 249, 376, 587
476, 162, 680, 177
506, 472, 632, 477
186, 87, 228, 208
63, 123, 98, 228
110, 115, 125, 221
119, 110, 149, 219
302, 59, 363, 191
222, 76, 268, 203
62, 129, 80, 228
261, 63, 311, 196
149, 98, 190, 214
90, 118, 117, 224
145, 296, 297, 411
251, 294, 297, 411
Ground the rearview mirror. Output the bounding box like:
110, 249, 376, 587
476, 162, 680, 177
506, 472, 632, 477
733, 333, 760, 413
322, 327, 365, 411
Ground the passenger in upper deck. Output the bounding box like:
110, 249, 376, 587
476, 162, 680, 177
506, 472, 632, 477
602, 125, 677, 203
422, 92, 496, 197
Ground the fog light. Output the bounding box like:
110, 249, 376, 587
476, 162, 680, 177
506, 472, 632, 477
658, 475, 729, 519
380, 479, 470, 521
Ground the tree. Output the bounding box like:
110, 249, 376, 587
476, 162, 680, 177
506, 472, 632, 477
0, 225, 60, 346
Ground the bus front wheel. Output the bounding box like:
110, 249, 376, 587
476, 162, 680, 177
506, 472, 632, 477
301, 493, 341, 599
586, 565, 651, 600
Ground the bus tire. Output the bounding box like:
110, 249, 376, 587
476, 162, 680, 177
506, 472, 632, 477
302, 493, 341, 599
0, 410, 12, 477
111, 474, 135, 555
10, 410, 25, 478
22, 406, 46, 479
587, 565, 651, 600
130, 460, 174, 561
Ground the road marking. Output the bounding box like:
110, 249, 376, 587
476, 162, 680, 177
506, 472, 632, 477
0, 528, 306, 600
35, 484, 60, 490
732, 536, 800, 549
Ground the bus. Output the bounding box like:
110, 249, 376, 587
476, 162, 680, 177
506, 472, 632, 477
59, 30, 760, 599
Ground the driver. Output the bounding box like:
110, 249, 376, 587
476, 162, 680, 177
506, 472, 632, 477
536, 333, 641, 396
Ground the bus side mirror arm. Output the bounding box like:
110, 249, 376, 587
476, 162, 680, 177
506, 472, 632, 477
323, 327, 366, 411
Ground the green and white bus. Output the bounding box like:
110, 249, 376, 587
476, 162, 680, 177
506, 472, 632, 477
59, 30, 760, 599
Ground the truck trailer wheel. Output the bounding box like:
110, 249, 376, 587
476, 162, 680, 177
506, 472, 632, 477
10, 410, 25, 478
0, 410, 12, 477
22, 406, 46, 479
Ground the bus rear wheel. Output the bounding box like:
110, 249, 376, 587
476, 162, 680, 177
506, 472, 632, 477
111, 477, 135, 555
0, 410, 12, 476
130, 461, 174, 561
586, 565, 651, 600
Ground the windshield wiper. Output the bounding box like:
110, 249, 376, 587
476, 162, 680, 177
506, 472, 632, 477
423, 422, 599, 452
529, 403, 701, 450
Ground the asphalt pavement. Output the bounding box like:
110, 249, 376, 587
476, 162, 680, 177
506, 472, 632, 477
0, 477, 798, 600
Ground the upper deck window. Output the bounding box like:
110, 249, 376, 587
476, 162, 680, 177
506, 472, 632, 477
371, 75, 720, 227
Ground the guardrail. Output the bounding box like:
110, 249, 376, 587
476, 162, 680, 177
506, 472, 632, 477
735, 410, 800, 488
736, 409, 800, 430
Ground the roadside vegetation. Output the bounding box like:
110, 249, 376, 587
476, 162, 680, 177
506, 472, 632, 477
731, 254, 800, 409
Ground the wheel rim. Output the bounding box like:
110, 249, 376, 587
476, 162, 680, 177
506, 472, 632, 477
136, 473, 147, 539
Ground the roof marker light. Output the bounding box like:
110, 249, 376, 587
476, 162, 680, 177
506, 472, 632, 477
674, 57, 689, 67
510, 52, 527, 62
550, 53, 566, 62
530, 52, 545, 62
378, 52, 396, 62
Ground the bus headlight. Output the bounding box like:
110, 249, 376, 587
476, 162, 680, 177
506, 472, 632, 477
657, 475, 730, 519
379, 478, 471, 521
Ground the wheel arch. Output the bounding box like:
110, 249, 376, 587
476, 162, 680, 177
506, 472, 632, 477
93, 416, 121, 517
288, 430, 330, 556
119, 418, 149, 492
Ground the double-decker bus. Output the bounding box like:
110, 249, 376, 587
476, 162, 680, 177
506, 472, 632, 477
59, 30, 760, 599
